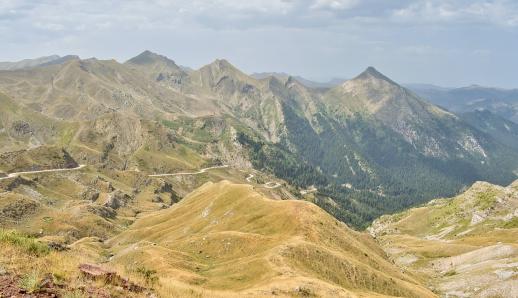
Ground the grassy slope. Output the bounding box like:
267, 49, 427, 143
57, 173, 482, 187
108, 181, 435, 297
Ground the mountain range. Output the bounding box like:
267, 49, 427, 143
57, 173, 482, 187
1, 51, 518, 228
408, 84, 518, 124
0, 55, 61, 71
0, 51, 517, 297
251, 72, 346, 89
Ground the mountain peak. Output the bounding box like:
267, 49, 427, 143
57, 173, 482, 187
126, 50, 178, 67
354, 66, 397, 85
209, 59, 236, 71
201, 59, 245, 77
365, 66, 379, 74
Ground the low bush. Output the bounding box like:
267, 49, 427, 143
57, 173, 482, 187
0, 229, 49, 256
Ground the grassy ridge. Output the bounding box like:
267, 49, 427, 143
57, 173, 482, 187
108, 181, 436, 297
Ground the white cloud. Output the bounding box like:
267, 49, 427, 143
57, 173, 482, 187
1, 0, 518, 88
212, 0, 294, 13
392, 0, 518, 27
311, 0, 359, 10
0, 0, 21, 10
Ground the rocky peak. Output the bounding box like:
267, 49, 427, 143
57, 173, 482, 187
203, 59, 242, 75
197, 58, 253, 90
126, 50, 179, 69
352, 66, 399, 86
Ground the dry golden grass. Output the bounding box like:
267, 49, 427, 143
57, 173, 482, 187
107, 181, 436, 297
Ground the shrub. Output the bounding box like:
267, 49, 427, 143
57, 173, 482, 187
19, 271, 41, 293
62, 290, 87, 298
136, 266, 158, 285
0, 229, 49, 256
502, 217, 518, 229
444, 270, 457, 276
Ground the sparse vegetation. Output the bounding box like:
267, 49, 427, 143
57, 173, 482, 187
62, 290, 87, 298
475, 190, 497, 210
444, 270, 457, 276
136, 266, 159, 285
19, 270, 42, 293
502, 217, 518, 229
0, 229, 49, 256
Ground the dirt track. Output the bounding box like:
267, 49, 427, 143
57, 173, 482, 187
0, 164, 86, 181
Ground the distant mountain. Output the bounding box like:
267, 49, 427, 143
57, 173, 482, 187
251, 72, 345, 89
324, 67, 485, 159
408, 84, 518, 124
0, 55, 62, 70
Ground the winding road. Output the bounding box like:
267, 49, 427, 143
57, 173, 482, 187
149, 166, 282, 189
0, 162, 283, 192
264, 182, 281, 189
148, 165, 230, 177
0, 164, 87, 181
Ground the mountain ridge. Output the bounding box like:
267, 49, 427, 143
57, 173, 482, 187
409, 83, 518, 124
108, 180, 436, 297
1, 51, 517, 229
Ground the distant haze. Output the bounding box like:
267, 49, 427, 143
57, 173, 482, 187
1, 0, 517, 88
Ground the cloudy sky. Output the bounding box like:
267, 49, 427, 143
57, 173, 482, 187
1, 0, 517, 87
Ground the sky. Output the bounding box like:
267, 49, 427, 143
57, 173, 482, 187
1, 0, 517, 88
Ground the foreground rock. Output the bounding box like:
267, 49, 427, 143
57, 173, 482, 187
79, 263, 145, 293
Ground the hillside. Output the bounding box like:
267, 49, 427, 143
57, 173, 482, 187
369, 180, 518, 297
0, 139, 302, 296
256, 66, 518, 227
107, 181, 436, 297
461, 110, 518, 150
0, 165, 435, 297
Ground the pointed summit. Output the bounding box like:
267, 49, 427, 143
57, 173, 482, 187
126, 50, 178, 68
198, 58, 250, 82
354, 66, 397, 85
365, 66, 378, 72
204, 59, 241, 73
326, 64, 448, 121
